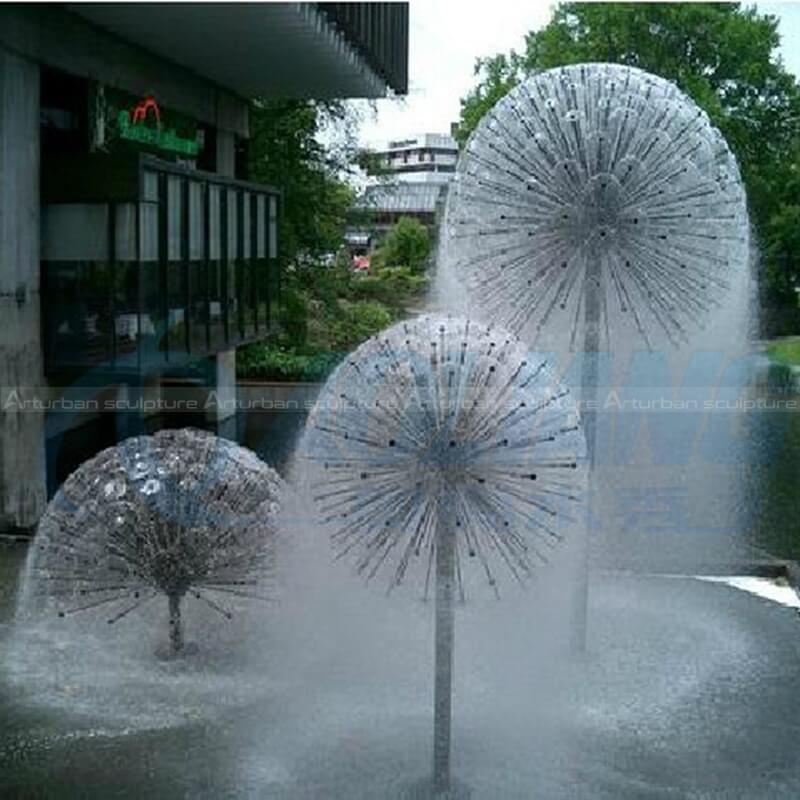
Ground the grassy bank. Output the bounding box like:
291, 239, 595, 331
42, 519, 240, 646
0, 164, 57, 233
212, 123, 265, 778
766, 337, 800, 368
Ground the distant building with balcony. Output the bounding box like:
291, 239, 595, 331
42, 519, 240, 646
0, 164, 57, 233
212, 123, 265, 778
374, 132, 458, 184
354, 183, 446, 237
0, 2, 409, 535
351, 132, 457, 245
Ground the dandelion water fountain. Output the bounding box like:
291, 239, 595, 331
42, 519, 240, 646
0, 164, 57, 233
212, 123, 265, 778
302, 313, 587, 796
19, 428, 283, 656
445, 63, 750, 648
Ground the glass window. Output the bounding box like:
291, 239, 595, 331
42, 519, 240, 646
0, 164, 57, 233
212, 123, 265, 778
188, 181, 207, 353
140, 203, 159, 262
41, 163, 281, 374
167, 176, 183, 262
268, 195, 278, 259
226, 189, 238, 341
137, 251, 162, 370
243, 193, 256, 338
165, 178, 187, 355
188, 181, 204, 261
166, 261, 188, 356
256, 194, 268, 330
43, 261, 113, 368
241, 191, 251, 260
209, 185, 221, 261
142, 171, 159, 202
208, 185, 225, 349
256, 195, 266, 259
226, 188, 238, 261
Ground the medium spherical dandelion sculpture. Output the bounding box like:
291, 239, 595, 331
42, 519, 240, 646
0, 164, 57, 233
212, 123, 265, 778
25, 428, 282, 655
446, 63, 750, 652
303, 314, 586, 796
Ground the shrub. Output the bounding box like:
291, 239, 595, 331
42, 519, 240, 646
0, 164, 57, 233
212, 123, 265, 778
351, 266, 428, 307
237, 344, 342, 382
377, 217, 431, 274
278, 285, 309, 349
329, 301, 393, 351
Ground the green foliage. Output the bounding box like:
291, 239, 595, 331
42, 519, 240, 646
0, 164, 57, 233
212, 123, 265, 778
456, 2, 800, 312
458, 53, 522, 148
374, 216, 431, 274
328, 301, 394, 351
236, 345, 341, 383
351, 266, 428, 306
278, 285, 309, 349
765, 202, 800, 299
239, 99, 437, 382
248, 99, 358, 263
293, 261, 356, 311
355, 148, 393, 178
766, 338, 800, 367
237, 292, 393, 383
237, 250, 428, 382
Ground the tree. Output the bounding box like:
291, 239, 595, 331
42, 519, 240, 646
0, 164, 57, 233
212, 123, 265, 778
248, 99, 358, 264
456, 3, 800, 314
375, 216, 431, 274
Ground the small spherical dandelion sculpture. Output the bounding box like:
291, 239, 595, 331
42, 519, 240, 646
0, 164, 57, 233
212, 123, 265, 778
25, 428, 282, 655
447, 62, 749, 352
303, 314, 586, 795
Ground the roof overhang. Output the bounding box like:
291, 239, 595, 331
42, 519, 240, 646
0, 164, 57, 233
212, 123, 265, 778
68, 3, 393, 99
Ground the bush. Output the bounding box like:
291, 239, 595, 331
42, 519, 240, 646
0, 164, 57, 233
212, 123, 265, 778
766, 338, 800, 368
294, 260, 355, 309
376, 217, 431, 274
238, 247, 428, 383
278, 285, 309, 349
351, 266, 428, 307
329, 301, 393, 351
237, 344, 342, 382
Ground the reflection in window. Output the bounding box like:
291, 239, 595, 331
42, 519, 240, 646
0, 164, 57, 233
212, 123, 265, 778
208, 185, 225, 350
189, 181, 208, 353
41, 163, 279, 376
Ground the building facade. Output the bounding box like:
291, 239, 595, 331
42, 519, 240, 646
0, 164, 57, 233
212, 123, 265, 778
351, 132, 457, 243
0, 3, 409, 535
373, 132, 458, 184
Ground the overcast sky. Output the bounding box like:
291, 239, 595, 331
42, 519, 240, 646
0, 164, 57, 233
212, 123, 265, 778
358, 0, 800, 148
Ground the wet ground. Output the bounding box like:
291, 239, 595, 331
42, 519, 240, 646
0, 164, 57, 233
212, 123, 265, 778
1, 553, 799, 798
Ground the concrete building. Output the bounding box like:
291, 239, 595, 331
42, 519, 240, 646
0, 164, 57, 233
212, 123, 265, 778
354, 182, 445, 237
0, 3, 409, 535
373, 132, 458, 184
351, 132, 457, 242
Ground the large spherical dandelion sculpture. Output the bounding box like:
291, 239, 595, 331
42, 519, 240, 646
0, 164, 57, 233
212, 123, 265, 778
446, 63, 749, 650
303, 314, 586, 796
25, 428, 283, 655
447, 62, 749, 352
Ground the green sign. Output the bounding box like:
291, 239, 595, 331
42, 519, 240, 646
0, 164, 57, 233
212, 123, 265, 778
117, 97, 200, 156
92, 86, 202, 158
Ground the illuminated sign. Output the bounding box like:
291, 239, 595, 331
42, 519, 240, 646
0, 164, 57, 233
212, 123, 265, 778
118, 95, 199, 157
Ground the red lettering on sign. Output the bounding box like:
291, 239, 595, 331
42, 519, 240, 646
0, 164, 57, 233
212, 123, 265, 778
131, 96, 161, 126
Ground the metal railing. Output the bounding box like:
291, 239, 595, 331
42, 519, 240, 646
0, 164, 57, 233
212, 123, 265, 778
42, 155, 281, 377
